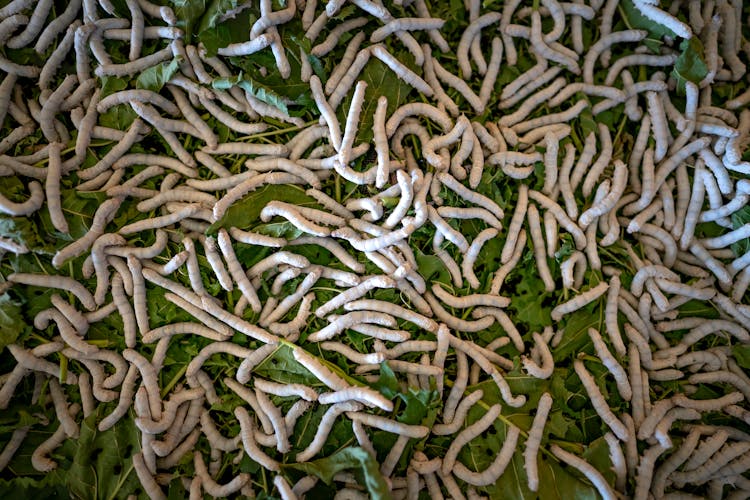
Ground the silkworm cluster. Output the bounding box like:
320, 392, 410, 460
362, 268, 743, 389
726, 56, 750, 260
0, 0, 749, 499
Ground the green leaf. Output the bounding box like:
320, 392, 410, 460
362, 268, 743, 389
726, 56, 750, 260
44, 408, 142, 500
0, 293, 24, 352
253, 221, 304, 239
171, 0, 208, 40
283, 447, 393, 500
553, 305, 603, 362
733, 345, 750, 370
371, 362, 400, 399
196, 0, 243, 33
206, 184, 317, 235
672, 38, 708, 94
136, 58, 181, 92
730, 206, 750, 258
415, 250, 451, 286
212, 74, 290, 114
98, 75, 129, 97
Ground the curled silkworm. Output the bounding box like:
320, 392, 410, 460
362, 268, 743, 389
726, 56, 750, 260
522, 332, 553, 379
234, 406, 279, 472
434, 389, 483, 438
297, 402, 361, 462
442, 403, 501, 476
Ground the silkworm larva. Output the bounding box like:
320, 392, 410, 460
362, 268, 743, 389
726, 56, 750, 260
193, 452, 248, 497
98, 364, 138, 431
574, 359, 628, 441
526, 204, 555, 292
254, 378, 318, 402
500, 184, 528, 264
292, 347, 350, 391
369, 44, 432, 96
9, 273, 96, 311
522, 332, 553, 379
550, 445, 616, 500
233, 406, 279, 472
297, 402, 362, 463
315, 276, 397, 318
431, 284, 510, 310
253, 389, 289, 453
524, 392, 552, 491
458, 227, 498, 289
582, 29, 647, 83
578, 159, 627, 228
0, 425, 29, 472
347, 411, 429, 439
587, 327, 631, 400
5, 0, 51, 49
217, 229, 262, 313
343, 299, 437, 332
32, 403, 81, 472
551, 282, 609, 322
441, 403, 501, 476
319, 387, 394, 412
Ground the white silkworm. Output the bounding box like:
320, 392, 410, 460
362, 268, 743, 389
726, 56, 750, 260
234, 406, 279, 472
574, 359, 628, 441
292, 347, 349, 391
588, 327, 631, 400
550, 445, 616, 500
442, 403, 501, 476
319, 387, 393, 412
370, 45, 432, 96
528, 204, 554, 292
315, 276, 397, 318
297, 402, 361, 462
348, 411, 429, 439
522, 332, 553, 379
551, 282, 609, 322
524, 392, 552, 491
10, 273, 95, 311
431, 284, 509, 310
461, 227, 499, 289
217, 229, 261, 313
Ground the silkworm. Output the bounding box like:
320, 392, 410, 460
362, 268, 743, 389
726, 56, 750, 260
432, 389, 484, 436
348, 411, 429, 439
588, 327, 631, 400
9, 272, 95, 311
343, 299, 437, 332
574, 359, 628, 441
550, 444, 616, 500
32, 403, 81, 472
0, 425, 29, 472
292, 346, 349, 391
522, 332, 553, 379
260, 201, 336, 237
4, 0, 51, 49
232, 406, 279, 472
319, 387, 393, 412
523, 392, 552, 491
214, 229, 261, 313
296, 401, 361, 463
441, 403, 501, 476
315, 276, 397, 318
